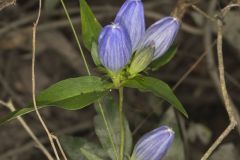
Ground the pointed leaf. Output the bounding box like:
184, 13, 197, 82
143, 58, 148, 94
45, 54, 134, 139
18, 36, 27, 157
80, 0, 102, 51
80, 148, 104, 160
0, 76, 112, 125
123, 76, 188, 117
94, 97, 132, 160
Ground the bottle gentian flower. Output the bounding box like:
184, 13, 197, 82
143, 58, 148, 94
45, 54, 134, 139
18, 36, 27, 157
114, 0, 180, 60
136, 17, 180, 60
98, 0, 180, 73
98, 23, 132, 72
131, 125, 174, 160
114, 0, 145, 50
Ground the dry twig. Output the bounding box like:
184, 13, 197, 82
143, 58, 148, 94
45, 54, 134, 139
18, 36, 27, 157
0, 0, 15, 11
0, 121, 92, 159
31, 0, 64, 159
52, 135, 68, 160
201, 3, 239, 160
0, 100, 54, 160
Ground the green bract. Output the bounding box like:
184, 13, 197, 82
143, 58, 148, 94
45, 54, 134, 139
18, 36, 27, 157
129, 46, 154, 76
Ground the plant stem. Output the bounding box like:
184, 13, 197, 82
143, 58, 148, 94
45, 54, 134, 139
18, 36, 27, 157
98, 101, 119, 160
59, 1, 120, 159
60, 0, 91, 75
119, 87, 125, 160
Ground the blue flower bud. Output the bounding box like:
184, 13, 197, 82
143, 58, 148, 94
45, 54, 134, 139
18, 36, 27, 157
131, 125, 174, 160
137, 17, 180, 60
98, 23, 132, 72
115, 0, 145, 50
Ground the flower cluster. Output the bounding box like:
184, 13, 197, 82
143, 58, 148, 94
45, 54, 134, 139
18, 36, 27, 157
131, 125, 175, 160
98, 0, 180, 74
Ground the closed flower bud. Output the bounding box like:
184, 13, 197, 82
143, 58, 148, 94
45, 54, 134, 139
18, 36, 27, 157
137, 17, 180, 60
128, 44, 155, 75
131, 125, 174, 160
98, 23, 132, 72
115, 0, 145, 50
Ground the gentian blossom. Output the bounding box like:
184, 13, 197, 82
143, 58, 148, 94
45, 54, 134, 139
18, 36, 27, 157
98, 23, 132, 72
131, 125, 174, 160
98, 0, 180, 72
114, 0, 145, 50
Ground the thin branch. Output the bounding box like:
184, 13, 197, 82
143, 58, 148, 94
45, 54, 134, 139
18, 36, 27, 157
0, 100, 54, 160
0, 100, 8, 107
0, 0, 15, 11
0, 121, 92, 159
52, 135, 68, 160
173, 41, 216, 90
200, 123, 236, 160
191, 5, 215, 22
215, 16, 236, 125
32, 0, 60, 159
201, 3, 239, 160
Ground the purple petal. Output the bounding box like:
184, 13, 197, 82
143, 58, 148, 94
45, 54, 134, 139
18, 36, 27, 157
98, 23, 132, 72
114, 0, 145, 50
132, 125, 174, 160
137, 17, 180, 60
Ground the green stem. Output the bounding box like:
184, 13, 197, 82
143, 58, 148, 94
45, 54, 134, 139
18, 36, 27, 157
60, 0, 91, 75
98, 102, 119, 160
59, 1, 119, 159
119, 87, 125, 160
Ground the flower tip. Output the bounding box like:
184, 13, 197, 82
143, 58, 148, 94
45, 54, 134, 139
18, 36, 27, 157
168, 127, 174, 134
172, 16, 179, 22
160, 125, 175, 136
110, 23, 121, 29
166, 127, 175, 136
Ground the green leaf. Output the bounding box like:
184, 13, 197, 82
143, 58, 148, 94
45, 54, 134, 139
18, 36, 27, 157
91, 42, 101, 66
150, 46, 177, 71
80, 148, 104, 160
0, 76, 112, 125
123, 76, 188, 117
94, 97, 132, 160
35, 76, 112, 109
80, 0, 102, 51
60, 136, 109, 160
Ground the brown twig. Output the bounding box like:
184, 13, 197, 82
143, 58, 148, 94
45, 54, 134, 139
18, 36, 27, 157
31, 0, 61, 159
171, 0, 201, 19
201, 3, 239, 160
52, 135, 68, 160
0, 121, 92, 159
191, 5, 215, 22
0, 0, 15, 11
0, 100, 54, 160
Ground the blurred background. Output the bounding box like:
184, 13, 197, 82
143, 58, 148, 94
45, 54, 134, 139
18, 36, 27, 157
0, 0, 240, 159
